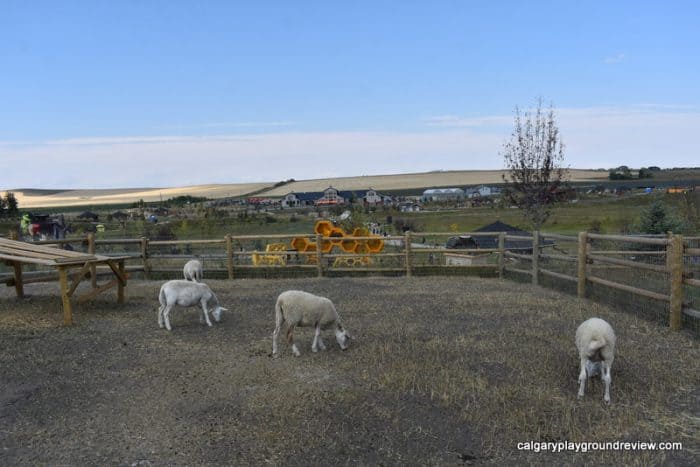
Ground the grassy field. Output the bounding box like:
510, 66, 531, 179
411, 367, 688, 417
0, 276, 697, 465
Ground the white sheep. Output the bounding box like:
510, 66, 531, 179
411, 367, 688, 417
575, 317, 616, 403
157, 280, 227, 331
183, 259, 203, 282
272, 290, 351, 357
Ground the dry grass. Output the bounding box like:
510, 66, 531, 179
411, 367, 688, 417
0, 276, 697, 465
12, 183, 272, 209
10, 169, 608, 208
258, 169, 608, 196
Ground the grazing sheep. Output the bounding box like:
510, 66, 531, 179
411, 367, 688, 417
158, 280, 227, 331
272, 290, 351, 357
183, 259, 203, 282
576, 317, 616, 403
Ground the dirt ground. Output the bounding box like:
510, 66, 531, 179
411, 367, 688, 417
1, 276, 698, 466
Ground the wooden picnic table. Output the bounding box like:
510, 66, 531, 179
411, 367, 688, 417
0, 237, 128, 325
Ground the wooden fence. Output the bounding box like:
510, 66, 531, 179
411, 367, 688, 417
2, 231, 698, 331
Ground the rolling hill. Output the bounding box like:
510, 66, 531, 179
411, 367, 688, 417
7, 169, 610, 209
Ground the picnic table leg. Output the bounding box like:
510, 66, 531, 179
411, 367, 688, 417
117, 260, 125, 304
11, 261, 24, 299
58, 266, 73, 325
87, 233, 97, 288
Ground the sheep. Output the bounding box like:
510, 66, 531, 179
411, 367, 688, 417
575, 317, 616, 403
183, 259, 203, 282
157, 280, 227, 331
272, 290, 351, 357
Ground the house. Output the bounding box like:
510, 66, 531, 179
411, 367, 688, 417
464, 185, 501, 199
281, 191, 322, 208
399, 202, 421, 212
363, 188, 382, 204
316, 186, 346, 205
446, 220, 553, 252
421, 188, 465, 202
282, 187, 391, 207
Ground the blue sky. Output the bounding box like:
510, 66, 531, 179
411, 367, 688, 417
1, 1, 698, 188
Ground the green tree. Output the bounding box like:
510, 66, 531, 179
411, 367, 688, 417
637, 200, 683, 234
501, 99, 568, 230
608, 166, 633, 180
0, 194, 6, 218
638, 167, 654, 179
4, 192, 19, 218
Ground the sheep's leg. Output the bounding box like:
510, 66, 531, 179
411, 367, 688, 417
577, 357, 587, 399
158, 304, 166, 328
311, 325, 326, 352
317, 331, 326, 351
602, 361, 612, 404
200, 299, 213, 327
287, 326, 300, 357
163, 304, 174, 331
311, 325, 321, 352
272, 325, 280, 356
272, 308, 284, 356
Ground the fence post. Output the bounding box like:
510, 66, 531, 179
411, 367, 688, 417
405, 231, 412, 277
87, 232, 97, 288
225, 234, 234, 280
316, 234, 324, 277
577, 231, 587, 298
531, 231, 539, 285
498, 232, 505, 279
141, 236, 150, 280
669, 234, 683, 331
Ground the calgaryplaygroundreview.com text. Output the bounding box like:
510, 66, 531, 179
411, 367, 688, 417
517, 440, 683, 453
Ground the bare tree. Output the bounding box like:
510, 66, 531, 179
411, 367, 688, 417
501, 99, 568, 230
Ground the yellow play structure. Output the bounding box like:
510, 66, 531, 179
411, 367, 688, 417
289, 220, 385, 266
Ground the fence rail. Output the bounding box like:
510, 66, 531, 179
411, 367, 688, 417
2, 229, 699, 332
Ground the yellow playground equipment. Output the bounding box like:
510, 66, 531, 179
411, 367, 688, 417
251, 242, 287, 266
290, 221, 384, 266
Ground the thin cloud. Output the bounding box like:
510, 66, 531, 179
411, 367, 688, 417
201, 121, 296, 128
155, 121, 296, 131
1, 105, 698, 189
423, 115, 512, 128
604, 53, 625, 64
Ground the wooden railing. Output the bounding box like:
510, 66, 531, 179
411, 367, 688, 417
2, 230, 698, 331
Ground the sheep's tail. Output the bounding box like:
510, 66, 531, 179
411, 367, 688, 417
587, 338, 606, 353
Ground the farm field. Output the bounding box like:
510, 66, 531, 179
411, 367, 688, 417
255, 169, 610, 197
9, 183, 274, 210
7, 169, 611, 209
1, 276, 698, 465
